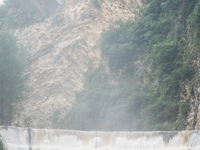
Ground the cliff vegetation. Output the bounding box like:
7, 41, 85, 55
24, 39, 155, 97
0, 0, 28, 125
66, 0, 200, 131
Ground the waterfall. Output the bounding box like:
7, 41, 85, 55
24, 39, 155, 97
0, 126, 200, 150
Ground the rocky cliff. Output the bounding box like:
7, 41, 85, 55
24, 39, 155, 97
12, 0, 143, 128
185, 46, 200, 130
13, 0, 62, 18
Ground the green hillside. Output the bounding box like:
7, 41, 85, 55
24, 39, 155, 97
66, 0, 200, 131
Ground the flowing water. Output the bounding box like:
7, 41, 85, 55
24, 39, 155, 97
0, 126, 200, 150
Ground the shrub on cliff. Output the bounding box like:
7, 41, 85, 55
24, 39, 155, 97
91, 0, 101, 8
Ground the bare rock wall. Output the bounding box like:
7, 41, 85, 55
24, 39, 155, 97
12, 0, 143, 128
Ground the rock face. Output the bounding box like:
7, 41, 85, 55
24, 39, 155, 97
13, 0, 62, 18
185, 53, 200, 130
12, 0, 143, 128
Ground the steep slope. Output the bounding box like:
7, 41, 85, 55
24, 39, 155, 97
12, 0, 143, 128
66, 0, 200, 131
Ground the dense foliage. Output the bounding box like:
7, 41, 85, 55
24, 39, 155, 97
66, 66, 153, 130
0, 31, 28, 125
0, 0, 39, 29
66, 0, 200, 131
0, 1, 28, 126
0, 137, 6, 150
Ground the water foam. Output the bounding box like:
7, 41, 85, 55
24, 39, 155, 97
0, 126, 199, 150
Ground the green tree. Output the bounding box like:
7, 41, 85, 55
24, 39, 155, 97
0, 136, 6, 150
0, 31, 27, 125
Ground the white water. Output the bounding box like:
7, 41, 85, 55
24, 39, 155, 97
0, 126, 200, 150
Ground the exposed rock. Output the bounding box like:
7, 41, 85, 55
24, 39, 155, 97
182, 38, 200, 130
12, 0, 143, 128
13, 0, 62, 18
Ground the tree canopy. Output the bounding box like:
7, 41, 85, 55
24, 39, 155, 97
0, 31, 27, 125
